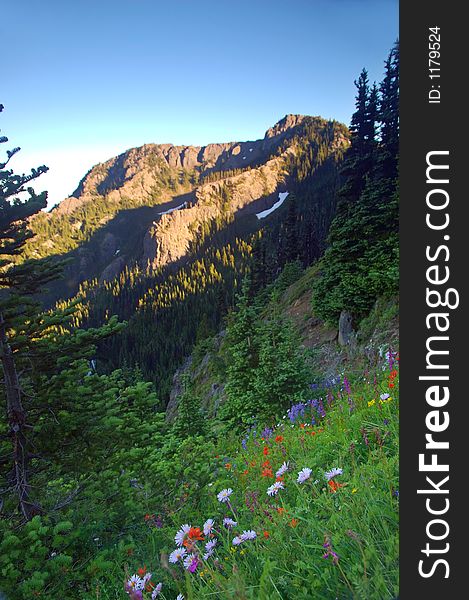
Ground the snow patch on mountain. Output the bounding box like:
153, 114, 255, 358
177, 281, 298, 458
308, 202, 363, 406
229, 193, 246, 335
256, 192, 289, 219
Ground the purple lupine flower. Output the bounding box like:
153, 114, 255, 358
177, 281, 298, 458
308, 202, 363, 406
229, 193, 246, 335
261, 427, 273, 440
287, 402, 306, 423
317, 398, 326, 418
386, 349, 395, 371
343, 376, 351, 395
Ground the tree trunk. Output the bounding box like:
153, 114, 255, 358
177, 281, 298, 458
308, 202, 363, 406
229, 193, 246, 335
0, 313, 41, 519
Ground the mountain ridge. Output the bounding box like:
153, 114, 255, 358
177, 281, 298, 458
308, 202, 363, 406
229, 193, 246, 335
25, 115, 348, 301
51, 114, 343, 216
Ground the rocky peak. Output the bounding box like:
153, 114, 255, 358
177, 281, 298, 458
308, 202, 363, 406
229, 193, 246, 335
264, 114, 307, 139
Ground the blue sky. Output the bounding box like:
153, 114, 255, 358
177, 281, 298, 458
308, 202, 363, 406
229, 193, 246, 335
2, 0, 398, 207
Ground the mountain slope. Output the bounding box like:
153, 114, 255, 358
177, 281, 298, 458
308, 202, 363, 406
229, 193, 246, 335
26, 115, 348, 397
25, 116, 348, 298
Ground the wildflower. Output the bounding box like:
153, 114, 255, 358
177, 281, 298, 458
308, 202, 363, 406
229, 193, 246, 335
275, 435, 284, 443
368, 399, 375, 407
262, 467, 274, 478
217, 488, 233, 503
232, 536, 243, 546
267, 481, 284, 496
343, 376, 351, 395
176, 594, 184, 600
328, 480, 345, 493
324, 468, 343, 481
287, 402, 306, 423
380, 392, 391, 401
225, 463, 232, 470
169, 547, 187, 563
241, 530, 257, 541
184, 527, 204, 546
205, 538, 217, 551
151, 583, 163, 598
352, 488, 358, 494
183, 553, 199, 572
144, 513, 154, 522
323, 537, 339, 565
137, 566, 147, 577
126, 575, 144, 592
175, 524, 191, 547
297, 467, 312, 484
263, 530, 270, 538
263, 446, 269, 456
275, 461, 289, 478
223, 517, 237, 529
142, 572, 153, 586
289, 518, 299, 528
203, 538, 217, 559
203, 519, 215, 536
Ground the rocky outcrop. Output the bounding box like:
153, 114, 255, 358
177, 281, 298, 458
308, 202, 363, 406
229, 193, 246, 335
142, 150, 290, 269
338, 310, 354, 346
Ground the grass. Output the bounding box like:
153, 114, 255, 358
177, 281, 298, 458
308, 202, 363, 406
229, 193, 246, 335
92, 357, 399, 600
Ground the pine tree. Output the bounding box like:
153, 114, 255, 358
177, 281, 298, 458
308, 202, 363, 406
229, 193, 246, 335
0, 106, 123, 518
0, 104, 61, 518
379, 41, 399, 181
282, 194, 299, 265
313, 45, 399, 323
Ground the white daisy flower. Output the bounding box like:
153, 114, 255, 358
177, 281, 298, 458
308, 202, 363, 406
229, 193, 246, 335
232, 536, 243, 545
223, 517, 237, 529
142, 572, 152, 585
217, 488, 233, 503
203, 518, 215, 536
267, 481, 285, 496
275, 461, 289, 478
127, 574, 144, 591
325, 467, 343, 481
169, 547, 187, 563
297, 467, 312, 484
241, 529, 257, 541
203, 539, 217, 560
174, 523, 191, 547
151, 583, 163, 598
